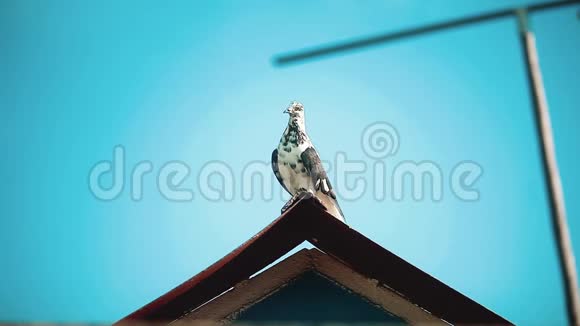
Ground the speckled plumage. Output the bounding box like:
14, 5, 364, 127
272, 101, 345, 223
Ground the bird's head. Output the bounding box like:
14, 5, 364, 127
284, 101, 306, 130
284, 101, 304, 117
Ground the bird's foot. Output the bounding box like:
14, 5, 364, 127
281, 190, 325, 214
297, 189, 326, 210
281, 193, 300, 214
281, 189, 310, 213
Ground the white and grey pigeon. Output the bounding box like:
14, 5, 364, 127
272, 101, 346, 223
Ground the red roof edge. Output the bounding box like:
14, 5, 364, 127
117, 197, 311, 323
304, 201, 511, 325
116, 194, 512, 325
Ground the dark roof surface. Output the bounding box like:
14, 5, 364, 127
117, 193, 511, 325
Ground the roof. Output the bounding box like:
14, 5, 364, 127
184, 248, 445, 324
117, 193, 512, 325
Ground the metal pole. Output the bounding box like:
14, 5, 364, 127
517, 9, 580, 326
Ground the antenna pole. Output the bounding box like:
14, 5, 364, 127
517, 9, 580, 325
273, 4, 580, 323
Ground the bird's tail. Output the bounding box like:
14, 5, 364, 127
317, 192, 346, 223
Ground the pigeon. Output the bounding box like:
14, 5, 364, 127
272, 101, 346, 223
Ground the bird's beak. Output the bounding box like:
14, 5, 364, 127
283, 108, 290, 114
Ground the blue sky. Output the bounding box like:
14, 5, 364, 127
1, 1, 579, 324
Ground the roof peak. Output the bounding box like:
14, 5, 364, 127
117, 193, 511, 325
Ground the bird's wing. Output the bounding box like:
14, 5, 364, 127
272, 149, 291, 195
301, 147, 345, 221
301, 147, 335, 198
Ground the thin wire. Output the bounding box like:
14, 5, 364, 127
273, 0, 580, 66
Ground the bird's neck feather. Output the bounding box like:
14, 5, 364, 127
287, 115, 305, 132
284, 115, 308, 144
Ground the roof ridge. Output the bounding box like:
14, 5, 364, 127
117, 194, 512, 325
